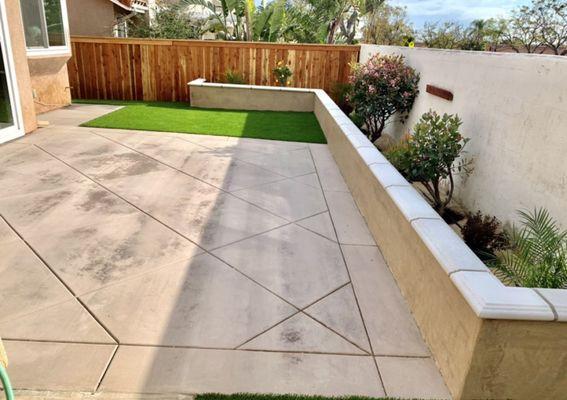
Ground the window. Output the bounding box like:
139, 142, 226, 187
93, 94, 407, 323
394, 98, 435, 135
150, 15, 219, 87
20, 0, 69, 55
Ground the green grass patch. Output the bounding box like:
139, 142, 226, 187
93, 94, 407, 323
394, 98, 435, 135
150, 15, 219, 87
76, 99, 326, 144
195, 394, 423, 400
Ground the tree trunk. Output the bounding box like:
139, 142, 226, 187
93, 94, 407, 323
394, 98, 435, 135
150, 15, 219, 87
244, 1, 253, 41
367, 118, 385, 143
327, 19, 339, 44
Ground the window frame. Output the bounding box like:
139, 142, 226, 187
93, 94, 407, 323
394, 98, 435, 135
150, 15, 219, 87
23, 0, 71, 58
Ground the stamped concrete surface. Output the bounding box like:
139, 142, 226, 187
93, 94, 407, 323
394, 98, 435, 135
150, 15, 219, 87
0, 105, 451, 399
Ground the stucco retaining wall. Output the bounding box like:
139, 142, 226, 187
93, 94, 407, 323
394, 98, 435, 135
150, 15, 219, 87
360, 45, 567, 228
313, 89, 567, 400
187, 79, 567, 399
189, 79, 314, 112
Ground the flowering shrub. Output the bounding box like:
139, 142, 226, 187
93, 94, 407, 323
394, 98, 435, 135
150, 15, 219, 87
348, 54, 420, 142
273, 61, 293, 86
386, 111, 472, 216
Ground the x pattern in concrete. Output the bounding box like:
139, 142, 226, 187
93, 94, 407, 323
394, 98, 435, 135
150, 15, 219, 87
0, 105, 451, 399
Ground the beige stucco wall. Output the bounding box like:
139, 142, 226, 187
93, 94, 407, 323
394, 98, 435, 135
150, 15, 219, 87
3, 0, 72, 130
66, 0, 117, 37
464, 319, 567, 399
5, 0, 37, 133
28, 56, 72, 114
360, 45, 567, 227
313, 91, 567, 400
190, 82, 315, 112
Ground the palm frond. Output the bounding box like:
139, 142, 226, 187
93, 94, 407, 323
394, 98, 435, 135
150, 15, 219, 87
490, 208, 567, 289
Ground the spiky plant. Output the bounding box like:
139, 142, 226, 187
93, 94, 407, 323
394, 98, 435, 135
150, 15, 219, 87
491, 208, 567, 289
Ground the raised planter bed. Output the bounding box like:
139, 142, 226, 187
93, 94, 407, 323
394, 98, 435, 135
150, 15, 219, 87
188, 79, 567, 400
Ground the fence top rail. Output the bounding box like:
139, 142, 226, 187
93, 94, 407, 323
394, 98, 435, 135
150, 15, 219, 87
70, 36, 361, 52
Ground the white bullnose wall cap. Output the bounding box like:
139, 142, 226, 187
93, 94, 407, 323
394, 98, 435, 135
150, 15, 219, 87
315, 89, 337, 107
412, 219, 489, 275
370, 163, 409, 188
333, 114, 353, 127
219, 83, 254, 90
357, 147, 389, 165
272, 87, 314, 93
188, 78, 207, 86
347, 133, 374, 149
327, 107, 347, 119
386, 186, 441, 222
537, 289, 567, 321
253, 85, 288, 91
451, 272, 555, 321
340, 123, 363, 137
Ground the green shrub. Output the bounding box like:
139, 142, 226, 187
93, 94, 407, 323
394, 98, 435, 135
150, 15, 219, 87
386, 111, 472, 216
225, 70, 247, 84
491, 208, 567, 289
462, 211, 509, 260
347, 54, 419, 142
331, 82, 353, 115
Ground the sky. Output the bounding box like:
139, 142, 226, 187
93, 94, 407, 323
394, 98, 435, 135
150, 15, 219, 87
390, 0, 531, 28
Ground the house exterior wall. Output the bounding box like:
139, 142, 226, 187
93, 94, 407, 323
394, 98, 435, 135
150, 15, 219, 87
66, 0, 117, 37
5, 0, 37, 133
3, 0, 73, 127
28, 55, 71, 114
360, 45, 567, 227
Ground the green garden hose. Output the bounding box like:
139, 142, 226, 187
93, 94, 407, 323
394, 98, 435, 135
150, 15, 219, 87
0, 364, 14, 400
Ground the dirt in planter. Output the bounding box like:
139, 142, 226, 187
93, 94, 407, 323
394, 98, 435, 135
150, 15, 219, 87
441, 207, 466, 225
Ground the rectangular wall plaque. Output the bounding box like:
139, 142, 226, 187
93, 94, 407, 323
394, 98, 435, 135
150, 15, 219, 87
426, 84, 454, 101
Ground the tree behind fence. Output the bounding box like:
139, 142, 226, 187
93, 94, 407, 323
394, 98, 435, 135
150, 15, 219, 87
67, 37, 360, 102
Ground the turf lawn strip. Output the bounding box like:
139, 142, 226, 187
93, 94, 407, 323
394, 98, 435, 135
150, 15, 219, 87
76, 100, 327, 144
195, 394, 426, 400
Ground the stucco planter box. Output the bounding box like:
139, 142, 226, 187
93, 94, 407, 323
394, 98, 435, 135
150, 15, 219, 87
188, 79, 567, 400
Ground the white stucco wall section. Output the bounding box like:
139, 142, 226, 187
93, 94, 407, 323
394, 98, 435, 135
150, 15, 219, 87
360, 45, 567, 227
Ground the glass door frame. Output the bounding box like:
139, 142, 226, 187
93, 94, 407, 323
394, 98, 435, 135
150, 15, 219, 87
0, 0, 24, 144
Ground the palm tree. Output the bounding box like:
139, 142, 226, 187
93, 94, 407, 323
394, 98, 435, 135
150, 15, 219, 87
182, 0, 295, 41
181, 0, 254, 40
307, 0, 383, 44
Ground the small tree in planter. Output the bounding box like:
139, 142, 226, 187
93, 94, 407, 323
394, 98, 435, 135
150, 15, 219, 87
273, 61, 293, 86
386, 111, 472, 218
348, 54, 420, 142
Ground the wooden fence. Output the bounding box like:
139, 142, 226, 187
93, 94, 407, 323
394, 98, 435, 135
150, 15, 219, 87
67, 37, 360, 102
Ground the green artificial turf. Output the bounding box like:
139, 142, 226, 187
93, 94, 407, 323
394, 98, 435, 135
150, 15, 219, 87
76, 99, 326, 144
195, 394, 424, 400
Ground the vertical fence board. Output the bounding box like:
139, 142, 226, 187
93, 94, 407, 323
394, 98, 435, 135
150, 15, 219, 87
68, 37, 360, 102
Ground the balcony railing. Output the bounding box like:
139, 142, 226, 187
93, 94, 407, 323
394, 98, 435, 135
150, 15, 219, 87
113, 0, 149, 11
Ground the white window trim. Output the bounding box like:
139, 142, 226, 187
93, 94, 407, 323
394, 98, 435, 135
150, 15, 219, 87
24, 0, 71, 58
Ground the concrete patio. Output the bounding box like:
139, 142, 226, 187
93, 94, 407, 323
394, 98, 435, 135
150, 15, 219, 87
0, 105, 451, 399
